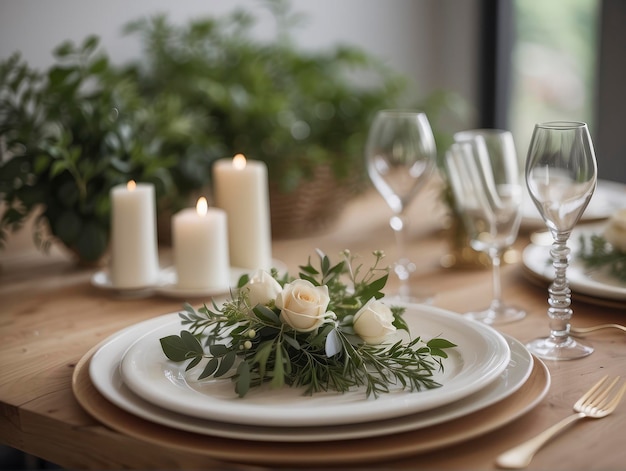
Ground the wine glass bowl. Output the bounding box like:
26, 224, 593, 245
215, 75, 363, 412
365, 110, 436, 302
525, 121, 597, 360
445, 129, 526, 325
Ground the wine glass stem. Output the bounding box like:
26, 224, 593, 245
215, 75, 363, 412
489, 248, 503, 312
548, 233, 573, 341
390, 212, 414, 297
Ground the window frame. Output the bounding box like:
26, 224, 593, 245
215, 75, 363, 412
481, 0, 625, 183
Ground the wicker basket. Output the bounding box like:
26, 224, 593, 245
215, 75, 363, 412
269, 165, 359, 239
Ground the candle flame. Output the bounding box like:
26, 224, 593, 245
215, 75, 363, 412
127, 180, 137, 191
196, 197, 208, 216
233, 154, 247, 170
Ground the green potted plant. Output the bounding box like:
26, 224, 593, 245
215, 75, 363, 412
122, 0, 457, 237
0, 36, 212, 262
1, 0, 463, 259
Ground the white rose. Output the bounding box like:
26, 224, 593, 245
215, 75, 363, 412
353, 298, 396, 345
604, 208, 626, 252
275, 279, 331, 332
242, 270, 283, 307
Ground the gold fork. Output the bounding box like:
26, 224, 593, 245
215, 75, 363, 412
570, 324, 626, 336
496, 375, 626, 469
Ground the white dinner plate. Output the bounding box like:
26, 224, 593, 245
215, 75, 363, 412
522, 223, 626, 302
118, 304, 511, 427
521, 179, 626, 230
88, 314, 531, 442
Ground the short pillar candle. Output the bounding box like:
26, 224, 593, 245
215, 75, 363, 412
109, 181, 160, 288
172, 197, 230, 290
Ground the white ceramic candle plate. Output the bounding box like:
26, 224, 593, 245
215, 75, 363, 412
88, 313, 534, 442
90, 269, 167, 298
118, 303, 511, 427
155, 259, 287, 299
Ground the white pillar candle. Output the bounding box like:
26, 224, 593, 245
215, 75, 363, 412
172, 197, 230, 290
110, 181, 160, 288
212, 154, 272, 270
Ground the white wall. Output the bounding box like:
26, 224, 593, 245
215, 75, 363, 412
0, 0, 481, 126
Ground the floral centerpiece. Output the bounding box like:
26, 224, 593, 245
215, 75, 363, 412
160, 250, 456, 398
578, 209, 626, 282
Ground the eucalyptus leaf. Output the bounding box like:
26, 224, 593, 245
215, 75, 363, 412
253, 341, 274, 379
159, 335, 191, 362
252, 305, 279, 324
235, 361, 251, 397
185, 356, 202, 371
198, 357, 219, 380
282, 334, 300, 350
208, 344, 228, 356
181, 330, 203, 354
270, 345, 285, 389
215, 351, 236, 377
427, 338, 457, 349
237, 274, 250, 288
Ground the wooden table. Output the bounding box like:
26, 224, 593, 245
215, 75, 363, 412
1, 181, 625, 470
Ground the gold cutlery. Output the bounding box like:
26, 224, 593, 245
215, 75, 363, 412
570, 324, 626, 336
496, 375, 626, 469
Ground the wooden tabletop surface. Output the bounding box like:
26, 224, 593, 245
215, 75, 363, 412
1, 180, 625, 470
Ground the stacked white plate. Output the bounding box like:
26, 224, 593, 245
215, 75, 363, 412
87, 302, 547, 443
522, 223, 626, 307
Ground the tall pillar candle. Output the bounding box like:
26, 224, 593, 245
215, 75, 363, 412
110, 181, 160, 288
212, 154, 272, 270
172, 197, 230, 290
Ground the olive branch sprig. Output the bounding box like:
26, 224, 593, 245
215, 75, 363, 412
160, 250, 456, 398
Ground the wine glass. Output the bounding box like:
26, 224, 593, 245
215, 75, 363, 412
525, 121, 597, 360
445, 129, 526, 325
365, 110, 436, 303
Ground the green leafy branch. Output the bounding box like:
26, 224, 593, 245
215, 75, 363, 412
160, 251, 456, 398
578, 234, 626, 282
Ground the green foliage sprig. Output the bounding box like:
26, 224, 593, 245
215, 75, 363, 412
578, 234, 626, 282
160, 250, 456, 398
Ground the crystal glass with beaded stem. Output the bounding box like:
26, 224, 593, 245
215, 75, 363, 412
525, 121, 597, 360
365, 110, 436, 303
445, 130, 526, 325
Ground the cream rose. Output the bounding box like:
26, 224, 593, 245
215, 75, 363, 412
353, 298, 396, 345
275, 279, 331, 332
242, 270, 283, 307
603, 208, 626, 252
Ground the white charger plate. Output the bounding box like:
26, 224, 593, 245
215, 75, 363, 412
522, 224, 626, 302
117, 304, 511, 427
88, 314, 531, 442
